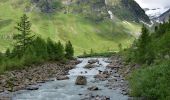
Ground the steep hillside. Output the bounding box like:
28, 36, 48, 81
156, 9, 170, 22
107, 0, 150, 23
59, 0, 150, 23
0, 0, 142, 55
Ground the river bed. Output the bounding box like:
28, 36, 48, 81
12, 58, 128, 100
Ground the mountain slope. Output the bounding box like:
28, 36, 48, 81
60, 0, 150, 23
0, 0, 142, 55
144, 8, 170, 20
107, 0, 150, 23
156, 9, 170, 22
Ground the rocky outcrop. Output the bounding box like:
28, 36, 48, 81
31, 0, 62, 13
75, 76, 87, 85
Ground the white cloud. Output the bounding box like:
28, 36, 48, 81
135, 0, 170, 8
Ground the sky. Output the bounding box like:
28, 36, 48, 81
135, 0, 170, 8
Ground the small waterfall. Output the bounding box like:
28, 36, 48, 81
108, 10, 113, 20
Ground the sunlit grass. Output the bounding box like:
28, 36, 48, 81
0, 0, 141, 55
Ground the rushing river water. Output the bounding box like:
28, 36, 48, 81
12, 58, 128, 100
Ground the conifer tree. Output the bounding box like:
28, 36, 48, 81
83, 51, 87, 55
55, 41, 64, 60
0, 52, 2, 62
135, 25, 151, 63
65, 41, 74, 59
13, 14, 34, 56
47, 38, 56, 60
5, 48, 11, 57
90, 48, 94, 54
32, 37, 48, 59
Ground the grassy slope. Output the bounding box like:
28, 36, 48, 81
0, 0, 141, 55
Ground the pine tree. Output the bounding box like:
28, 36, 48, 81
83, 51, 87, 55
65, 41, 74, 59
13, 14, 34, 56
90, 48, 94, 54
0, 52, 3, 62
47, 38, 56, 60
22, 45, 37, 65
5, 48, 11, 57
118, 43, 122, 51
136, 25, 151, 63
32, 37, 48, 59
55, 41, 64, 60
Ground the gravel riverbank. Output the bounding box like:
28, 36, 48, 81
0, 60, 79, 99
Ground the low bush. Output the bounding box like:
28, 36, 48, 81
129, 60, 170, 100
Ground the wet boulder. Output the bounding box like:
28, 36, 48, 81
106, 64, 120, 69
84, 64, 97, 69
75, 76, 87, 85
26, 85, 39, 90
94, 74, 109, 81
56, 75, 69, 80
88, 86, 99, 91
88, 59, 99, 64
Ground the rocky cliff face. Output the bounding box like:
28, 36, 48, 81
31, 0, 62, 13
121, 0, 150, 23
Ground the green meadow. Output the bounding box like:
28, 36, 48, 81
0, 0, 141, 55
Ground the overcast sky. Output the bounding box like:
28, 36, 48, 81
135, 0, 170, 8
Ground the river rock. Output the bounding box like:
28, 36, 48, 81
103, 71, 109, 75
94, 74, 109, 81
56, 75, 69, 80
107, 64, 120, 69
88, 59, 99, 64
88, 86, 99, 91
26, 86, 39, 90
84, 64, 97, 69
75, 76, 87, 85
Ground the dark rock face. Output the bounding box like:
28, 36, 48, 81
121, 0, 150, 23
106, 0, 150, 23
75, 76, 87, 85
31, 0, 62, 13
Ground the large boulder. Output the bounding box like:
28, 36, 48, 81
75, 76, 87, 85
